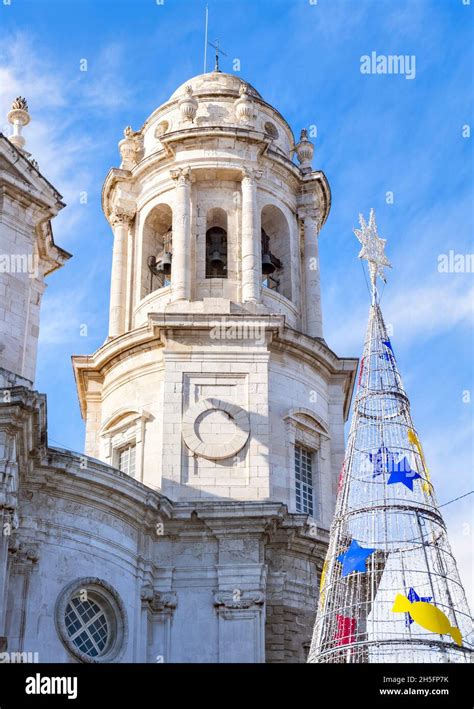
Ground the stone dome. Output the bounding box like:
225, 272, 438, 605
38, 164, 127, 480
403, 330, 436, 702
169, 71, 262, 100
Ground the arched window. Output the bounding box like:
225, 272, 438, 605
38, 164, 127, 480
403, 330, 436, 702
261, 205, 291, 300
261, 227, 281, 291
205, 208, 228, 278
141, 204, 173, 297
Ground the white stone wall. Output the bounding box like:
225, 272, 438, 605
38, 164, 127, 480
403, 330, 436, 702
0, 136, 68, 386
0, 194, 44, 384
0, 407, 325, 664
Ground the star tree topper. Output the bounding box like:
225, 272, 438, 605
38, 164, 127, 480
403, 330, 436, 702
354, 209, 391, 297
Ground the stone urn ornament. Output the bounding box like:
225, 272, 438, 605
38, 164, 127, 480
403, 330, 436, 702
7, 97, 31, 151
118, 126, 142, 170
234, 84, 254, 125
179, 85, 198, 123
295, 128, 314, 169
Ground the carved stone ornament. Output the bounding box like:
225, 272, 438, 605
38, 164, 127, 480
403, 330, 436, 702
241, 166, 263, 184
234, 83, 254, 125
11, 97, 29, 112
7, 96, 31, 151
295, 128, 314, 168
214, 591, 265, 610
141, 586, 177, 613
299, 206, 322, 231
178, 84, 198, 123
118, 126, 142, 170
170, 166, 191, 184
109, 203, 136, 227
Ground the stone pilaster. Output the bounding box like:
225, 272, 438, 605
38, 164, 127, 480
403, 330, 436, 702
241, 168, 262, 303
7, 543, 39, 653
300, 208, 323, 339
108, 205, 135, 338
141, 585, 177, 663
214, 590, 265, 663
170, 167, 191, 302
0, 425, 19, 640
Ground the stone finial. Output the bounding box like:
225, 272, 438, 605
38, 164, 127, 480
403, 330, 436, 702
234, 83, 253, 125
7, 96, 31, 152
178, 84, 198, 123
11, 97, 29, 111
295, 128, 314, 170
118, 126, 142, 170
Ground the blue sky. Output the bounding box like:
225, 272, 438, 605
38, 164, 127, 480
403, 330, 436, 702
1, 0, 472, 599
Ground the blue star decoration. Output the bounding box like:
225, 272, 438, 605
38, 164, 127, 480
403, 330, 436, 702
387, 457, 421, 491
368, 446, 398, 478
405, 587, 432, 626
381, 338, 395, 362
337, 540, 376, 577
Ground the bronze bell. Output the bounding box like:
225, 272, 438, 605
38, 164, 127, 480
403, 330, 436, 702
262, 252, 276, 275
210, 250, 225, 269
160, 252, 172, 275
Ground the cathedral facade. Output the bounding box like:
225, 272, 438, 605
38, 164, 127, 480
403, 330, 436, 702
0, 73, 357, 663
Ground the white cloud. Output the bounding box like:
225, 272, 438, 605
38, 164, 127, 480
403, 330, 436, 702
325, 277, 474, 354
0, 32, 133, 241
0, 33, 98, 239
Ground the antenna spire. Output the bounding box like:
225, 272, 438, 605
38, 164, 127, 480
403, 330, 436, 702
203, 5, 209, 73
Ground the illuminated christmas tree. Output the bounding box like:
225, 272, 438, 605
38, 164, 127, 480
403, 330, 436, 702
308, 210, 472, 663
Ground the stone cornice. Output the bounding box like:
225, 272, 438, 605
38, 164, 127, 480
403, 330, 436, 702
0, 134, 64, 209
18, 439, 331, 549
0, 135, 70, 274
297, 171, 331, 228
109, 135, 328, 223
101, 167, 134, 223
122, 127, 303, 185
72, 315, 357, 421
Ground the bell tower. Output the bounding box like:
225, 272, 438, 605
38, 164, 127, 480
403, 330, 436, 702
73, 72, 357, 522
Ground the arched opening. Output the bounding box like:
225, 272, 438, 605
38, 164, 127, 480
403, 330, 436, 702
206, 208, 228, 278
260, 204, 291, 300
141, 203, 173, 298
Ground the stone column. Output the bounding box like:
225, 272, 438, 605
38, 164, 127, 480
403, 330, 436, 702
170, 167, 191, 302
109, 206, 135, 338
241, 168, 262, 303
301, 208, 323, 338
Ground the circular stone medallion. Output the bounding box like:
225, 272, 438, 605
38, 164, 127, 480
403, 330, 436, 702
182, 398, 250, 460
